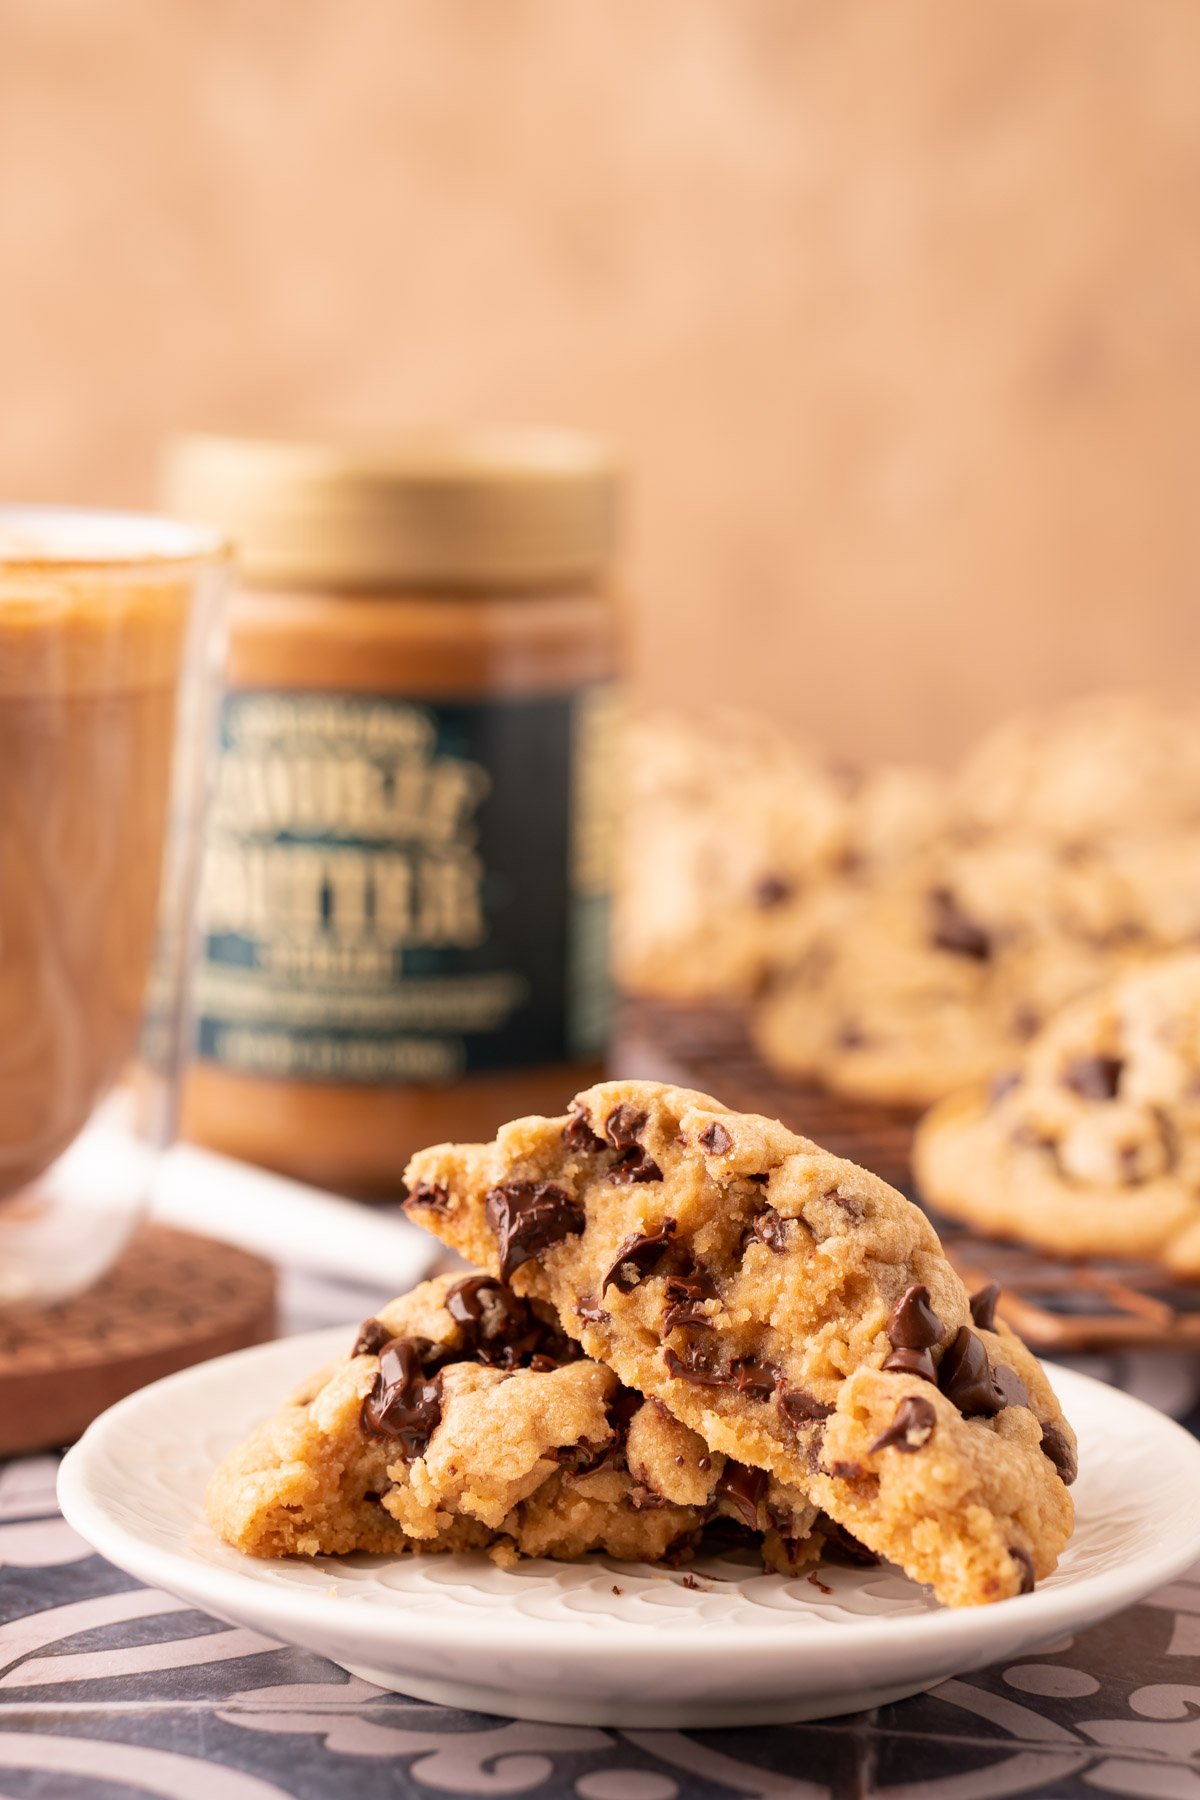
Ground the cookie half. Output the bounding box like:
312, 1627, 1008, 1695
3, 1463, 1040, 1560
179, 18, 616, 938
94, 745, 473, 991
403, 1080, 1076, 1606
206, 1273, 819, 1570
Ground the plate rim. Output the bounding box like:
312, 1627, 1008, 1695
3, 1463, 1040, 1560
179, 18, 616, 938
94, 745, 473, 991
57, 1327, 1200, 1661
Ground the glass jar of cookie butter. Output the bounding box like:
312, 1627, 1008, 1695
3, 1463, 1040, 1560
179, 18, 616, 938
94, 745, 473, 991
163, 429, 621, 1193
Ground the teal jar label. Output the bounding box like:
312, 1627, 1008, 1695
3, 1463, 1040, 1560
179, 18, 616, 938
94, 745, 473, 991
195, 685, 615, 1082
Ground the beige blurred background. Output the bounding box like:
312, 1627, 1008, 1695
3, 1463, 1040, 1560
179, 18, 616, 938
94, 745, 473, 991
3, 0, 1199, 762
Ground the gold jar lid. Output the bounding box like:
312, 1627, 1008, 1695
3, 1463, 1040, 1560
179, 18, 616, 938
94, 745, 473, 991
161, 427, 620, 592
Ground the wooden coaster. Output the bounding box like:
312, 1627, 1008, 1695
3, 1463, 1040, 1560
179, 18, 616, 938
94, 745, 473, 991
616, 997, 918, 1194
0, 1223, 277, 1457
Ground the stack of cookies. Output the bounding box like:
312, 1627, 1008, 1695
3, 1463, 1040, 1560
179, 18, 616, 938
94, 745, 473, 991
208, 1081, 1077, 1607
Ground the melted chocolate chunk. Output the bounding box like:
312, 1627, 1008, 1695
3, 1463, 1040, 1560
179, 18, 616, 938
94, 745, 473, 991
664, 1344, 725, 1386
484, 1181, 585, 1281
660, 1260, 718, 1332
1040, 1421, 1078, 1486
994, 1363, 1031, 1410
968, 1282, 1001, 1333
1010, 1545, 1036, 1594
404, 1179, 449, 1212
361, 1338, 443, 1457
754, 873, 794, 909
779, 1385, 834, 1427
605, 1104, 649, 1150
886, 1283, 944, 1351
820, 1519, 881, 1566
629, 1484, 667, 1510
608, 1147, 664, 1185
869, 1394, 937, 1455
716, 1460, 768, 1530
558, 1437, 618, 1477
602, 1219, 677, 1293
938, 1326, 1005, 1417
351, 1318, 391, 1358
746, 1207, 789, 1254
699, 1121, 733, 1154
607, 1385, 644, 1438
826, 1187, 865, 1222
929, 887, 992, 961
445, 1275, 542, 1367
730, 1356, 779, 1400
882, 1346, 937, 1383
576, 1298, 609, 1325
561, 1104, 604, 1153
1063, 1054, 1123, 1101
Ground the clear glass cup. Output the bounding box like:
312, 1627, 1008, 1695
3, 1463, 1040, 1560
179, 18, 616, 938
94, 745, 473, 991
0, 506, 228, 1308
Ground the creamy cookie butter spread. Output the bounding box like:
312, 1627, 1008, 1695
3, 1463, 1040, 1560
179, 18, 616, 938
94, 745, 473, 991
165, 430, 622, 1192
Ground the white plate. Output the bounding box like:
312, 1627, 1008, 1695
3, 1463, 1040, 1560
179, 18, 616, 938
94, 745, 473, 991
57, 1330, 1200, 1729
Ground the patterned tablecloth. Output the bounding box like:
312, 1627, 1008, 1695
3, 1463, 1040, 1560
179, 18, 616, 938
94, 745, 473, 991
4, 1264, 1200, 1800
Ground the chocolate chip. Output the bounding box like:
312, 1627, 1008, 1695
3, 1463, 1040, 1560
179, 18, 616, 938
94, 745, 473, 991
828, 1458, 863, 1481
1040, 1422, 1078, 1486
827, 1187, 865, 1222
779, 1386, 834, 1427
664, 1344, 725, 1386
1010, 1546, 1036, 1594
869, 1394, 937, 1454
988, 1071, 1022, 1105
745, 1207, 789, 1254
820, 1520, 881, 1566
1012, 1006, 1041, 1041
882, 1346, 937, 1383
730, 1356, 779, 1400
602, 1219, 677, 1293
629, 1484, 667, 1511
938, 1326, 1005, 1417
1063, 1054, 1123, 1100
929, 887, 991, 960
886, 1284, 945, 1351
969, 1282, 1000, 1332
403, 1179, 449, 1212
484, 1181, 585, 1281
661, 1263, 718, 1332
361, 1338, 443, 1457
994, 1364, 1031, 1410
562, 1104, 604, 1153
351, 1318, 391, 1358
754, 873, 794, 909
605, 1104, 649, 1150
1119, 1142, 1144, 1180
699, 1121, 733, 1154
716, 1460, 768, 1529
576, 1298, 609, 1325
446, 1275, 542, 1367
608, 1147, 664, 1185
